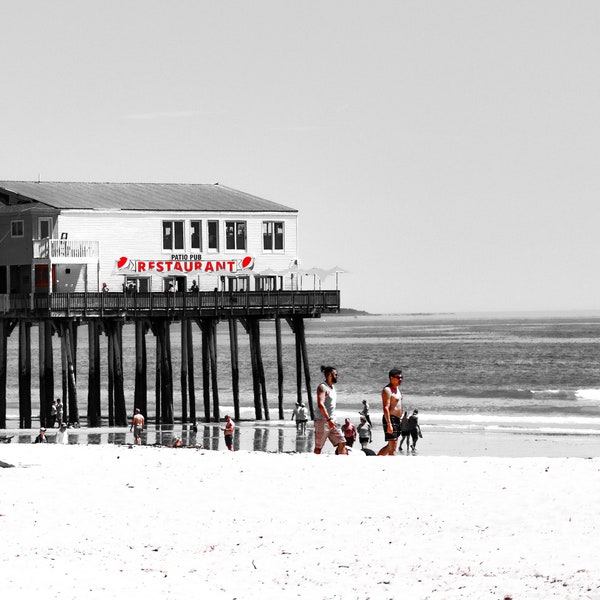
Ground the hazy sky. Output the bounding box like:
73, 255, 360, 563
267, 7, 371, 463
1, 1, 599, 314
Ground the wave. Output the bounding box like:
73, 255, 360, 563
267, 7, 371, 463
576, 389, 600, 402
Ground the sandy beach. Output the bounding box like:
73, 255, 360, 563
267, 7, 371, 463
1, 439, 600, 599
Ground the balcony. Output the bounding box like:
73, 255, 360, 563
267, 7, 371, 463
33, 239, 100, 262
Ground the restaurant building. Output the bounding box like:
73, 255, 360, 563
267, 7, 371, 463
0, 181, 301, 296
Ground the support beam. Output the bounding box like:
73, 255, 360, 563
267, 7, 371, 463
228, 317, 241, 421
19, 320, 32, 429
87, 320, 101, 427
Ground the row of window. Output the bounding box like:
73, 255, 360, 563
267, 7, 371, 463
8, 218, 286, 254
162, 220, 285, 253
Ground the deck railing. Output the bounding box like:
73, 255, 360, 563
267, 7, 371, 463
1, 290, 341, 318
32, 239, 100, 260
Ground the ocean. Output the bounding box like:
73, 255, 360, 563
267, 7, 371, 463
3, 311, 600, 447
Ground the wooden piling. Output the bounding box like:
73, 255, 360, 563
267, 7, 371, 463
87, 320, 101, 426
154, 333, 161, 426
200, 319, 211, 422
157, 319, 174, 424
181, 319, 189, 423
19, 320, 32, 429
63, 321, 79, 425
107, 323, 115, 426
275, 317, 284, 419
208, 319, 220, 422
186, 319, 196, 423
111, 321, 127, 426
134, 320, 148, 418
246, 319, 263, 420
228, 317, 241, 421
0, 319, 7, 428
39, 321, 54, 428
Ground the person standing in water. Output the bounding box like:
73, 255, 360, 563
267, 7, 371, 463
222, 415, 235, 451
378, 368, 404, 456
313, 365, 347, 455
130, 408, 145, 445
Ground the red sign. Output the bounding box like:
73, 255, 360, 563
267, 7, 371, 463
116, 255, 254, 274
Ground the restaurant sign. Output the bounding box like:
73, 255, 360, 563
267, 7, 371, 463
116, 255, 255, 274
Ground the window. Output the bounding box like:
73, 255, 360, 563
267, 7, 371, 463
11, 220, 24, 238
162, 221, 184, 251
38, 217, 53, 239
225, 221, 246, 250
263, 221, 284, 251
208, 220, 219, 251
191, 220, 202, 251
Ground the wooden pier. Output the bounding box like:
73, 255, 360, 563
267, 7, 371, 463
0, 290, 340, 429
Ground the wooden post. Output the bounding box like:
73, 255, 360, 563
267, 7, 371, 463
87, 320, 101, 427
209, 319, 220, 422
228, 317, 241, 421
297, 317, 315, 419
0, 319, 7, 428
107, 323, 114, 426
155, 331, 161, 426
200, 319, 210, 422
247, 319, 263, 420
187, 319, 196, 424
19, 320, 32, 429
158, 319, 173, 424
39, 321, 54, 428
61, 325, 68, 423
134, 320, 148, 418
252, 319, 269, 420
181, 319, 189, 423
112, 321, 127, 426
63, 321, 79, 425
294, 318, 303, 414
275, 317, 284, 419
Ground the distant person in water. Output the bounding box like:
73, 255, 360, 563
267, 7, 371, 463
130, 408, 145, 445
222, 415, 235, 451
408, 409, 422, 454
313, 366, 347, 455
359, 399, 372, 425
292, 401, 309, 436
378, 368, 404, 456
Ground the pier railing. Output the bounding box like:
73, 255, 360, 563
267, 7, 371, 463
0, 290, 341, 319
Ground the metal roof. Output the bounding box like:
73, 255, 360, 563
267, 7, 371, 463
0, 181, 297, 213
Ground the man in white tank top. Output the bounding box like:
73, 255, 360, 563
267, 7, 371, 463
313, 366, 347, 454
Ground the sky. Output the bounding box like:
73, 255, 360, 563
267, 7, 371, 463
1, 0, 599, 314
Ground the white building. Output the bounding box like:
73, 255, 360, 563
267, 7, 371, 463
0, 181, 301, 295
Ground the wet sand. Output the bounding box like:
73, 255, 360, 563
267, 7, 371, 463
3, 420, 598, 458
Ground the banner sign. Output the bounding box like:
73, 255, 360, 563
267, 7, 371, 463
116, 255, 254, 274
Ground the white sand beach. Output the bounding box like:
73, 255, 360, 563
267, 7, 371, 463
1, 442, 600, 599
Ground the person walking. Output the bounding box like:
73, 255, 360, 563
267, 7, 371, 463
398, 411, 410, 453
313, 365, 347, 455
377, 368, 404, 456
292, 401, 309, 436
359, 399, 372, 425
130, 408, 145, 445
408, 409, 423, 454
222, 415, 235, 451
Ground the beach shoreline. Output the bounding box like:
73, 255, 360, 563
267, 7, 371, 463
3, 420, 599, 458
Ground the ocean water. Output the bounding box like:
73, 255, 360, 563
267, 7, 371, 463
2, 311, 600, 440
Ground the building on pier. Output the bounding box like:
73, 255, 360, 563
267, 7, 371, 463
0, 182, 341, 430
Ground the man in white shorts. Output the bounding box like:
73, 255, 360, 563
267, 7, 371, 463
313, 365, 347, 455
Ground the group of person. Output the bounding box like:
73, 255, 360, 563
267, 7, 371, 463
309, 365, 422, 456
